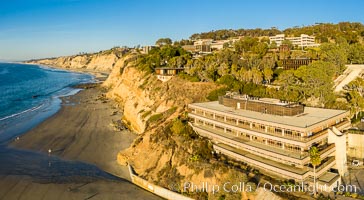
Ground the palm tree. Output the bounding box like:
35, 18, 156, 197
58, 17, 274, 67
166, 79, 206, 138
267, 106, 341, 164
310, 146, 321, 197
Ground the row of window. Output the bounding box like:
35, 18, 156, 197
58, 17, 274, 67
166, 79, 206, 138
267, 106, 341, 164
196, 119, 303, 154
193, 108, 306, 139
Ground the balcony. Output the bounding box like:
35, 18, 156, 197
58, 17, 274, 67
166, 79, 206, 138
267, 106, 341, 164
214, 143, 310, 180
191, 123, 310, 165
318, 143, 335, 157
307, 156, 336, 177
335, 119, 351, 130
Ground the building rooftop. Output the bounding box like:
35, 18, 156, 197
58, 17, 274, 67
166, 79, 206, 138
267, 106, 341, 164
190, 101, 348, 128
317, 172, 340, 184
229, 94, 298, 107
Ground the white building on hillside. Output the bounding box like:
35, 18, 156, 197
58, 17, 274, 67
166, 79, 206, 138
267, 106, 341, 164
269, 34, 285, 46
269, 34, 320, 48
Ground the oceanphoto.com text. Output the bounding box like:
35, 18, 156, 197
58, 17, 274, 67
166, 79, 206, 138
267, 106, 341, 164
183, 181, 359, 194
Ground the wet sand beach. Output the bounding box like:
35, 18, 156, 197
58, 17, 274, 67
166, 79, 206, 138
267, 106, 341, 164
2, 85, 161, 200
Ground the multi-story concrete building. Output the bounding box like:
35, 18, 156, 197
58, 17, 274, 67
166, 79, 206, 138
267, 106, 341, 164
194, 39, 213, 53
269, 34, 320, 48
141, 45, 157, 54
188, 93, 351, 187
269, 34, 286, 47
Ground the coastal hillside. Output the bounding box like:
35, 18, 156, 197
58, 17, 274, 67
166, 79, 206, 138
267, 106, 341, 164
103, 53, 218, 133
102, 54, 281, 199
25, 48, 126, 73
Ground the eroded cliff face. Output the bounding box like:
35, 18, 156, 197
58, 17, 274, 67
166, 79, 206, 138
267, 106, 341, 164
102, 55, 267, 199
103, 54, 216, 134
26, 50, 122, 73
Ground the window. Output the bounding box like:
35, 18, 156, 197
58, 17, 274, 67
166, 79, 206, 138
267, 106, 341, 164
215, 115, 224, 121
205, 122, 213, 128
215, 125, 224, 131
293, 131, 301, 137
267, 126, 275, 133
205, 111, 214, 118
285, 130, 293, 136
294, 146, 300, 152
226, 117, 236, 124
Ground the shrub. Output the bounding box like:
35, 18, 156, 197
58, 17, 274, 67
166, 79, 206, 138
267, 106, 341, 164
351, 193, 358, 198
207, 87, 229, 101
171, 119, 185, 135
189, 154, 200, 162
141, 110, 151, 118
165, 107, 177, 116
178, 73, 200, 82
148, 113, 163, 123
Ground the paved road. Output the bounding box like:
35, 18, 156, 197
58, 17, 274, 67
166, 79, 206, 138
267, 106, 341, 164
334, 65, 364, 92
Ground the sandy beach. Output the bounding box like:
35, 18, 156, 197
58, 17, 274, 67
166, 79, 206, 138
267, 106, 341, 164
2, 84, 161, 200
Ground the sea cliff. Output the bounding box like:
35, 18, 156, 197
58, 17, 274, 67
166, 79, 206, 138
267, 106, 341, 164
26, 50, 282, 199
25, 48, 126, 73
102, 53, 279, 199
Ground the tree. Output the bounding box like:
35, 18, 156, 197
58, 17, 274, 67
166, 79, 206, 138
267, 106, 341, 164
281, 39, 293, 49
237, 67, 252, 83
252, 42, 268, 58
294, 61, 335, 106
346, 78, 364, 118
169, 54, 190, 68
348, 43, 364, 64
217, 63, 230, 77
276, 70, 301, 101
309, 146, 321, 198
234, 37, 259, 54
347, 91, 364, 119
230, 63, 239, 78
276, 61, 336, 105
263, 67, 273, 84
319, 43, 348, 75
251, 67, 263, 84
155, 38, 172, 46
269, 41, 277, 49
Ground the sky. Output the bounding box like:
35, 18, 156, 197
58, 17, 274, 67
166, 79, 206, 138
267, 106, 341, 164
0, 0, 363, 61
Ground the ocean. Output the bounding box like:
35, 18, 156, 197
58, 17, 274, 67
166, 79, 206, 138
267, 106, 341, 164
0, 62, 93, 143
0, 63, 129, 185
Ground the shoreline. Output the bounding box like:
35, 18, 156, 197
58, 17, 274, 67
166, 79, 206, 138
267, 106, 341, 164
10, 84, 130, 178
0, 63, 94, 145
20, 61, 110, 82
1, 68, 161, 199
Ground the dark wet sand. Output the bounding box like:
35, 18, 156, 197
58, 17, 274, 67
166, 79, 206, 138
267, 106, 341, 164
4, 86, 161, 200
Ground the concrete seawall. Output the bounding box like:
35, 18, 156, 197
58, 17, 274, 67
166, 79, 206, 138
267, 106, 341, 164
128, 165, 194, 200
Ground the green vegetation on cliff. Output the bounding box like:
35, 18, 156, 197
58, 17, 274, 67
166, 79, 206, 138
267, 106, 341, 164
135, 22, 364, 110
191, 22, 364, 43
